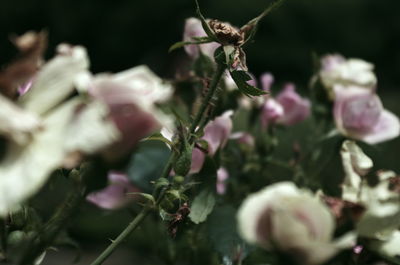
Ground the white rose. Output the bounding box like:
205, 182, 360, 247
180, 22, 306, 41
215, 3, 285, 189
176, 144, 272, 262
319, 54, 377, 97
237, 182, 342, 265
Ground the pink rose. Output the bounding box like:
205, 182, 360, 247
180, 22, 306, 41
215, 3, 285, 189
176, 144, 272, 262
261, 83, 310, 127
333, 85, 400, 144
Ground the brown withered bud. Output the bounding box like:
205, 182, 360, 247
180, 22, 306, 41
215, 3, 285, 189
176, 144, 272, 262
0, 31, 47, 99
208, 20, 244, 46
167, 202, 191, 238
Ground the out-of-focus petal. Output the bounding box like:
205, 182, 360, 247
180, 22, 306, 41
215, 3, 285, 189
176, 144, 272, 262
0, 94, 42, 145
260, 72, 274, 92
261, 98, 284, 128
0, 99, 82, 216
63, 100, 121, 167
360, 110, 400, 144
183, 17, 219, 59
202, 110, 233, 156
216, 167, 229, 194
189, 147, 206, 174
276, 83, 310, 126
340, 140, 373, 202
19, 44, 89, 115
86, 172, 139, 210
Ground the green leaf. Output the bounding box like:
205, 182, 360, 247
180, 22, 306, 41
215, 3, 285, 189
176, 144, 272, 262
126, 141, 170, 192
230, 70, 266, 97
142, 132, 173, 147
189, 189, 216, 224
194, 0, 218, 42
168, 37, 214, 53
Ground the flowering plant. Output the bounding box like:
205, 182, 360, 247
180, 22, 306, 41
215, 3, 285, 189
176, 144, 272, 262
0, 1, 399, 265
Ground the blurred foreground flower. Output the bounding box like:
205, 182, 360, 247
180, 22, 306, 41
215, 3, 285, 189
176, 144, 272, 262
0, 39, 172, 215
237, 182, 351, 265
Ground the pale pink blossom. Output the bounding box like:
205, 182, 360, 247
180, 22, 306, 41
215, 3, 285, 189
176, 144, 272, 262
319, 54, 377, 93
216, 167, 229, 195
183, 17, 220, 59
260, 72, 274, 92
202, 110, 233, 156
86, 172, 139, 210
261, 98, 284, 127
261, 83, 310, 127
229, 132, 255, 147
333, 85, 400, 144
275, 83, 311, 126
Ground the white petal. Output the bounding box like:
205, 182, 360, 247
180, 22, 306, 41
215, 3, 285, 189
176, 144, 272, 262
19, 45, 89, 115
0, 99, 82, 215
0, 94, 41, 144
63, 100, 121, 168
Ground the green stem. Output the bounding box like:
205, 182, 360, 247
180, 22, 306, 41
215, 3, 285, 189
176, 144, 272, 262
89, 206, 151, 265
189, 63, 226, 141
19, 169, 86, 265
90, 62, 226, 265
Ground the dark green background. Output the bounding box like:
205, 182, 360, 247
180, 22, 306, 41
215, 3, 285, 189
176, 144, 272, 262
1, 0, 400, 90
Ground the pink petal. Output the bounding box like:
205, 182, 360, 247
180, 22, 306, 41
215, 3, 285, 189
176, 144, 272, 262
202, 110, 233, 156
86, 172, 139, 210
216, 167, 229, 195
190, 147, 206, 174
260, 72, 274, 92
183, 17, 219, 59
276, 84, 311, 126
360, 110, 400, 144
261, 98, 284, 128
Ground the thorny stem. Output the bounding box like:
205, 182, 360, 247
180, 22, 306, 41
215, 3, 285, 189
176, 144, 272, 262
189, 63, 226, 142
90, 62, 226, 265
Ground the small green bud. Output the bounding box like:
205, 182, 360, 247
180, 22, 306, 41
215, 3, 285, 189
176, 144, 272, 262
173, 176, 185, 184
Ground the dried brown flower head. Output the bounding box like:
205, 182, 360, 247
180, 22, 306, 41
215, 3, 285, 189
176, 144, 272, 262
208, 19, 244, 46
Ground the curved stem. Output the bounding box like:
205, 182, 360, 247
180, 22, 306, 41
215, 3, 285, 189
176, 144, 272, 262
90, 62, 226, 265
90, 206, 151, 265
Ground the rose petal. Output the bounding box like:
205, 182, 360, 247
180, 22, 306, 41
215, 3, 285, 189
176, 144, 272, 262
86, 172, 139, 210
19, 44, 89, 115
